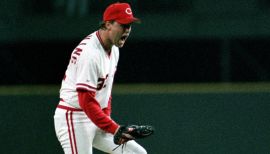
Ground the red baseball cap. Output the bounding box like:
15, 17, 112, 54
103, 2, 140, 24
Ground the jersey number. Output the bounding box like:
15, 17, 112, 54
97, 74, 108, 90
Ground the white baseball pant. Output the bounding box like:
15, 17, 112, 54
54, 102, 147, 154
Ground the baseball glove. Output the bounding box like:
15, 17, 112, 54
113, 125, 154, 145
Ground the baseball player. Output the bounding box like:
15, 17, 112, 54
54, 2, 147, 154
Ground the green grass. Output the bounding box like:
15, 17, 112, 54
0, 82, 269, 95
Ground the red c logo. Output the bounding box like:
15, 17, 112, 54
125, 8, 132, 15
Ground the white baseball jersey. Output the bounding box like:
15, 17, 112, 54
60, 31, 119, 109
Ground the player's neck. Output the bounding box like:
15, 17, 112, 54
98, 29, 112, 53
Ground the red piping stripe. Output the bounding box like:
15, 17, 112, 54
76, 83, 97, 90
70, 112, 78, 154
76, 87, 96, 93
66, 111, 74, 154
96, 31, 111, 57
96, 31, 106, 50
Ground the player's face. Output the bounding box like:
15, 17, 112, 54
109, 21, 132, 48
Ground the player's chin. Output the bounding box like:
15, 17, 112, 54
117, 44, 125, 48
116, 41, 126, 48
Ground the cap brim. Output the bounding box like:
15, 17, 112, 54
117, 17, 141, 24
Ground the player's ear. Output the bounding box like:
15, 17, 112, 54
105, 21, 114, 30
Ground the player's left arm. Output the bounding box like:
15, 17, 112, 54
78, 90, 119, 134
102, 96, 112, 116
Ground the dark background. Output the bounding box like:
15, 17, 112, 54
1, 92, 270, 154
1, 0, 270, 84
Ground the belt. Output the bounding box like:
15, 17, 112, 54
57, 105, 83, 111
58, 98, 83, 111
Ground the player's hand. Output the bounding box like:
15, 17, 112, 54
113, 125, 154, 145
113, 125, 135, 145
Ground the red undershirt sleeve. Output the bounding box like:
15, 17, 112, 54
102, 96, 112, 116
77, 90, 119, 134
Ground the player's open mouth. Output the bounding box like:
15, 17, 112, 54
120, 35, 128, 41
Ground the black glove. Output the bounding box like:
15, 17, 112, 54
113, 125, 154, 145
